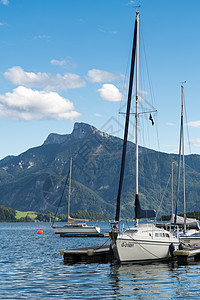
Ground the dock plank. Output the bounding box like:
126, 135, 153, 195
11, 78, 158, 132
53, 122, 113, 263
60, 244, 115, 263
60, 232, 109, 238
174, 247, 200, 263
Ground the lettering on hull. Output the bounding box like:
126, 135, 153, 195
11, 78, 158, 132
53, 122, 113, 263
121, 242, 134, 248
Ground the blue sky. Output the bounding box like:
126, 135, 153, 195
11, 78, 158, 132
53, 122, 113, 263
0, 0, 200, 159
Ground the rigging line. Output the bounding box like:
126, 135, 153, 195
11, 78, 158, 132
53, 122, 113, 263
136, 29, 155, 207
140, 22, 161, 151
125, 219, 131, 231
183, 88, 199, 215
175, 86, 184, 223
118, 11, 137, 118
96, 238, 110, 250
154, 117, 162, 203
183, 90, 192, 155
140, 20, 162, 204
140, 25, 157, 110
154, 173, 172, 223
140, 24, 158, 115
52, 168, 70, 226
138, 39, 151, 206
183, 91, 194, 164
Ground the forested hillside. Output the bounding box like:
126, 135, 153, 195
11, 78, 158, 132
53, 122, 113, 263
0, 122, 199, 219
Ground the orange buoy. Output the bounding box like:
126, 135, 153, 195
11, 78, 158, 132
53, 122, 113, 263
37, 230, 43, 234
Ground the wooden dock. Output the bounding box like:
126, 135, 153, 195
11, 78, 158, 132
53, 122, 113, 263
60, 232, 109, 238
174, 247, 200, 264
60, 244, 115, 263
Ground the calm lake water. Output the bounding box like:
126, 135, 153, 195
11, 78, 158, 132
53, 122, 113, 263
1, 222, 200, 299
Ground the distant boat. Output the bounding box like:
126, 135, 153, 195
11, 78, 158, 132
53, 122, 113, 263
109, 11, 180, 263
171, 84, 200, 246
168, 213, 200, 246
51, 157, 101, 236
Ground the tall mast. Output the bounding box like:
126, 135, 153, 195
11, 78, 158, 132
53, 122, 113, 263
174, 86, 183, 224
135, 12, 139, 196
114, 13, 138, 222
67, 157, 72, 223
172, 162, 174, 215
181, 84, 186, 233
135, 12, 139, 225
174, 83, 186, 228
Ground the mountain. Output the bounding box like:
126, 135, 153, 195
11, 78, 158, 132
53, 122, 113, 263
0, 122, 200, 219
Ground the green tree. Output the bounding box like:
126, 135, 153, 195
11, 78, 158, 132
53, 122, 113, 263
0, 205, 16, 222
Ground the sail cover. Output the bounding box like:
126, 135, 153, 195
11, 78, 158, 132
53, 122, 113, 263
171, 213, 199, 226
135, 194, 156, 219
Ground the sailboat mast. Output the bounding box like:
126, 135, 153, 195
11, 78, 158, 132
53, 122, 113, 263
135, 12, 139, 225
114, 13, 138, 222
172, 162, 174, 215
181, 84, 186, 233
67, 157, 72, 223
174, 87, 183, 223
135, 12, 139, 196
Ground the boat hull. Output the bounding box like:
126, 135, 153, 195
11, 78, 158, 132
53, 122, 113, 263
180, 236, 200, 247
112, 237, 179, 263
52, 224, 101, 235
110, 224, 179, 263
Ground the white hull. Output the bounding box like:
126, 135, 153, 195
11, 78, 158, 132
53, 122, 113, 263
180, 236, 200, 247
52, 223, 101, 235
111, 224, 179, 263
179, 229, 200, 246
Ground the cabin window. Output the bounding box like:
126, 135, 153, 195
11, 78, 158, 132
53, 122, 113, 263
125, 229, 138, 234
155, 233, 163, 237
155, 232, 169, 237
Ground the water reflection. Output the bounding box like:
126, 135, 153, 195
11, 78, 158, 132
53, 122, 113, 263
1, 222, 200, 299
110, 261, 200, 299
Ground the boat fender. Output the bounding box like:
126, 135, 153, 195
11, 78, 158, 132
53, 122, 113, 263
179, 243, 184, 250
109, 244, 114, 255
169, 243, 175, 256
87, 249, 94, 256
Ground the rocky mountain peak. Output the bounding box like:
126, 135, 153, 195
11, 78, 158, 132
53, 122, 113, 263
43, 122, 107, 145
71, 122, 99, 139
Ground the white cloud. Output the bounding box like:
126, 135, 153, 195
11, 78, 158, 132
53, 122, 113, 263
1, 0, 9, 6
50, 59, 66, 66
98, 84, 122, 102
98, 28, 118, 35
86, 69, 117, 83
94, 113, 102, 117
50, 58, 76, 69
4, 66, 85, 91
126, 1, 135, 5
33, 35, 51, 40
166, 122, 175, 126
187, 121, 200, 128
110, 30, 118, 35
0, 86, 80, 121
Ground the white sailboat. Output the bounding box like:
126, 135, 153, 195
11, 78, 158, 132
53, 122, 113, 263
51, 157, 101, 236
172, 84, 200, 246
109, 12, 179, 263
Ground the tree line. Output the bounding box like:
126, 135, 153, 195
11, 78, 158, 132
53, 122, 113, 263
0, 205, 107, 222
